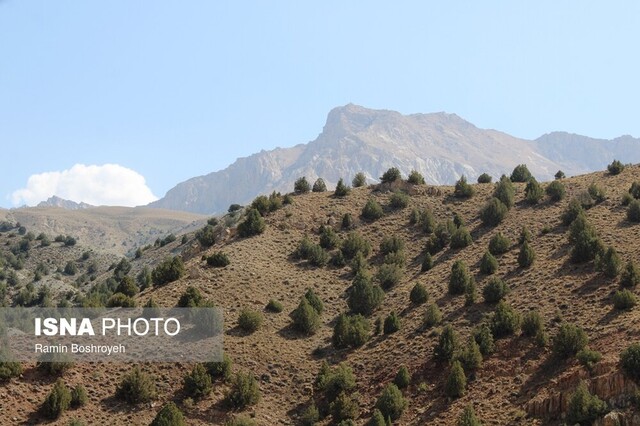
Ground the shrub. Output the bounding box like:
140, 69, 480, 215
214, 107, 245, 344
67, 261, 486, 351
43, 379, 71, 419
352, 172, 367, 188
517, 241, 535, 268
225, 416, 257, 426
36, 352, 74, 375
300, 403, 320, 426
453, 175, 474, 198
490, 301, 520, 338
237, 208, 266, 237
361, 199, 384, 221
607, 159, 624, 175
489, 232, 511, 255
407, 170, 425, 185
494, 176, 515, 209
225, 372, 260, 408
424, 303, 442, 328
596, 246, 621, 278
0, 350, 22, 380
205, 353, 232, 381
238, 308, 263, 333
622, 192, 634, 206
380, 167, 401, 184
628, 200, 640, 222
304, 288, 324, 313
630, 181, 640, 199
307, 244, 329, 267
151, 402, 186, 426
421, 252, 434, 272
380, 235, 405, 255
450, 226, 472, 249
294, 235, 315, 259
347, 271, 384, 316
471, 324, 494, 356
250, 196, 270, 216
510, 164, 532, 182
546, 180, 566, 202
621, 261, 640, 288
464, 277, 477, 306
266, 299, 283, 313
178, 286, 203, 308
613, 289, 637, 310
183, 364, 212, 399
70, 384, 87, 407
458, 337, 483, 374
561, 198, 584, 226
331, 250, 347, 268
477, 173, 492, 184
480, 197, 508, 226
445, 360, 467, 398
320, 363, 356, 402
480, 251, 498, 275
341, 213, 355, 230
521, 310, 544, 338
383, 251, 406, 267
377, 263, 403, 290
116, 276, 139, 297
330, 391, 359, 423
342, 232, 372, 260
449, 260, 471, 295
291, 298, 321, 335
518, 226, 532, 244
333, 314, 370, 348
419, 209, 436, 234
196, 224, 216, 247
152, 256, 185, 286
410, 283, 428, 305
369, 409, 387, 426
116, 366, 156, 404
107, 292, 136, 308
312, 178, 327, 192
375, 383, 407, 421
207, 251, 230, 267
458, 404, 481, 426
577, 348, 603, 370
334, 178, 351, 197
566, 381, 608, 425
483, 277, 509, 303
555, 170, 566, 180
383, 312, 400, 334
294, 177, 311, 194
588, 183, 606, 204
434, 324, 459, 362
389, 191, 409, 209
620, 343, 640, 381
569, 213, 603, 263
524, 178, 544, 204
394, 366, 410, 389
553, 323, 588, 359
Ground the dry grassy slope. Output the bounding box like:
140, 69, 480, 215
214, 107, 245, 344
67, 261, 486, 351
2, 166, 640, 426
0, 206, 207, 256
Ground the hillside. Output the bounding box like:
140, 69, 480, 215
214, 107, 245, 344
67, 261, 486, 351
1, 165, 640, 425
0, 206, 207, 256
149, 104, 640, 215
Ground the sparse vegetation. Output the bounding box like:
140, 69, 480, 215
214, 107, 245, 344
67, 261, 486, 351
225, 372, 260, 408
116, 366, 157, 404
295, 177, 311, 194
375, 383, 407, 421
477, 173, 492, 184
546, 180, 566, 201
151, 402, 186, 426
361, 198, 384, 221
566, 381, 608, 425
380, 167, 401, 184
334, 178, 351, 197
607, 159, 624, 175
553, 323, 588, 359
483, 277, 509, 303
43, 379, 71, 419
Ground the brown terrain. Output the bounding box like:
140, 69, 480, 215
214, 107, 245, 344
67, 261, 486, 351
1, 165, 640, 425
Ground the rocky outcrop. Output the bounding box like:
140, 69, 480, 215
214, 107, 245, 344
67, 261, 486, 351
526, 362, 638, 421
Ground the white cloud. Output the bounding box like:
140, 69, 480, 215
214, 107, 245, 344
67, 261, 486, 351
11, 164, 158, 207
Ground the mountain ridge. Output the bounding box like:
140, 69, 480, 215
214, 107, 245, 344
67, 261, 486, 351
149, 104, 640, 214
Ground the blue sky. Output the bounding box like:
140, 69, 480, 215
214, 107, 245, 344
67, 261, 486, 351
1, 1, 639, 207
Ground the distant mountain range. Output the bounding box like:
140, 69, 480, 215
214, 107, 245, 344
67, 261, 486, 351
143, 104, 637, 214
36, 195, 93, 210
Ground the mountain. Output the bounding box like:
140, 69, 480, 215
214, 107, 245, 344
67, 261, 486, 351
149, 104, 639, 215
35, 195, 93, 210
0, 206, 207, 256
3, 165, 640, 425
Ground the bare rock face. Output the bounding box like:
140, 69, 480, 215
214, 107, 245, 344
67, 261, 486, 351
526, 362, 639, 421
149, 104, 640, 214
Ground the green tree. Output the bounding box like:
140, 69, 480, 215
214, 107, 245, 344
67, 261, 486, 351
375, 383, 407, 421
43, 379, 71, 419
380, 167, 401, 184
332, 314, 370, 348
347, 271, 384, 316
183, 363, 212, 399
620, 261, 640, 288
596, 246, 621, 278
352, 172, 367, 187
116, 366, 156, 404
555, 170, 566, 180
225, 372, 260, 408
517, 241, 535, 267
151, 402, 186, 426
294, 176, 311, 194
546, 180, 566, 202
458, 404, 482, 426
480, 198, 508, 226
334, 178, 351, 197
421, 252, 434, 272
361, 199, 384, 221
477, 173, 492, 184
490, 301, 520, 338
628, 200, 640, 222
458, 337, 482, 374
510, 164, 532, 182
566, 381, 608, 425
488, 232, 511, 255
450, 226, 473, 249
312, 178, 327, 192
237, 208, 266, 237
480, 251, 498, 275
553, 323, 588, 359
423, 303, 442, 328
620, 343, 640, 381
434, 324, 458, 362
393, 365, 410, 389
449, 260, 471, 295
524, 178, 544, 204
383, 311, 401, 334
409, 282, 428, 305
494, 176, 515, 209
407, 170, 425, 185
454, 175, 475, 198
290, 297, 321, 335
445, 360, 467, 398
152, 256, 185, 286
482, 277, 509, 303
607, 159, 624, 175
